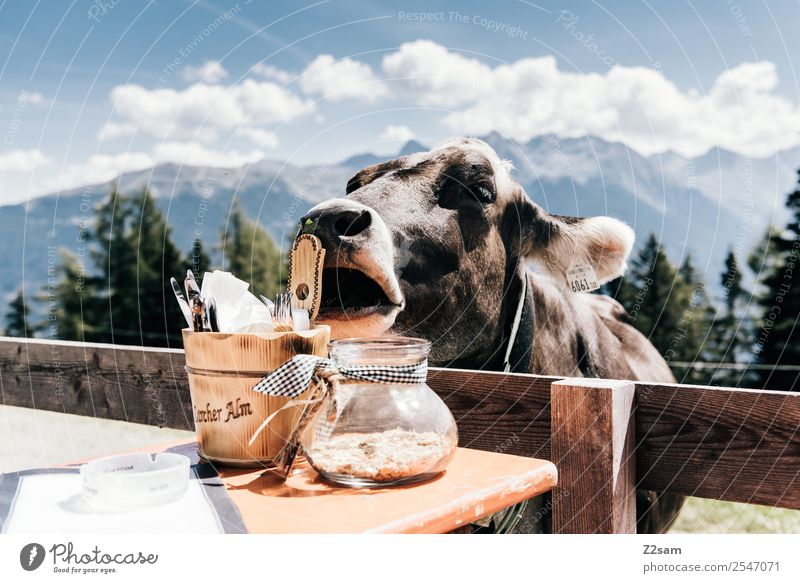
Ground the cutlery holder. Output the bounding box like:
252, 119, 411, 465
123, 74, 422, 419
183, 325, 330, 467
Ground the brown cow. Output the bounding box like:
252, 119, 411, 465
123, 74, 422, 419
301, 137, 683, 533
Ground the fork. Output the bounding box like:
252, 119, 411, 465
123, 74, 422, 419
273, 291, 294, 331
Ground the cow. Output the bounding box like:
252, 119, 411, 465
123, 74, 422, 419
300, 137, 683, 533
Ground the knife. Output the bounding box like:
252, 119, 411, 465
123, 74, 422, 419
169, 277, 193, 327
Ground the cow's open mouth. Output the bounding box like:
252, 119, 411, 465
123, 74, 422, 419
319, 267, 398, 317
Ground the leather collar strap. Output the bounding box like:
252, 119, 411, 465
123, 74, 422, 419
502, 273, 534, 373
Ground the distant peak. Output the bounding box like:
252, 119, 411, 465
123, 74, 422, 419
695, 145, 739, 162
341, 151, 383, 168
483, 130, 505, 142
398, 140, 426, 156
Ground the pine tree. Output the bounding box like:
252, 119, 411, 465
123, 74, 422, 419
220, 203, 284, 299
128, 189, 186, 346
698, 250, 750, 386
47, 250, 92, 341
87, 186, 137, 344
615, 234, 681, 355
4, 290, 31, 337
748, 227, 783, 287
613, 234, 711, 383
50, 186, 186, 347
722, 251, 745, 314
679, 255, 717, 364
752, 171, 800, 391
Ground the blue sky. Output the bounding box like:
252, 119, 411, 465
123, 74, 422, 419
2, 0, 800, 202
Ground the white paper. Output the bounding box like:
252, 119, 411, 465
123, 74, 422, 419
200, 271, 273, 333
3, 473, 223, 534
292, 309, 309, 332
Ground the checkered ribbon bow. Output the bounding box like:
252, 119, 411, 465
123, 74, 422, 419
251, 354, 428, 398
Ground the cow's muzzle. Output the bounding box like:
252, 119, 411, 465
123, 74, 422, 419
300, 199, 404, 338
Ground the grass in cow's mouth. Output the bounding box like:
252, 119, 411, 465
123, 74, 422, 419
320, 267, 391, 311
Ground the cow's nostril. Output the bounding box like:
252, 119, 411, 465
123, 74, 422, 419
333, 210, 371, 238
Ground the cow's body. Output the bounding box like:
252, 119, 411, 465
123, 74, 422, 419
301, 138, 683, 532
529, 277, 675, 381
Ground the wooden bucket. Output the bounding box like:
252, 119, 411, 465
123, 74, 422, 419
183, 325, 330, 467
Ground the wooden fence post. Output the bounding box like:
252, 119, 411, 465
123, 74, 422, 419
550, 378, 637, 534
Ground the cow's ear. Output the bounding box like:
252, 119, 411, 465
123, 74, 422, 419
522, 202, 635, 284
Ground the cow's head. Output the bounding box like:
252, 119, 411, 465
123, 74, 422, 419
301, 138, 634, 365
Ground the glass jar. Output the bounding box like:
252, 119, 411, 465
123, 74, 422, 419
301, 337, 458, 487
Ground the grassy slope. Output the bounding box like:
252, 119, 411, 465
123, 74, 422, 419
671, 497, 800, 534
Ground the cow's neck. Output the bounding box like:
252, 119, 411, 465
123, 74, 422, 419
448, 269, 534, 373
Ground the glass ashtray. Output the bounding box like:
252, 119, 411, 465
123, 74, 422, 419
80, 452, 190, 509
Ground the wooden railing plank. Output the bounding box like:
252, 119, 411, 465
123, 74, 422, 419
427, 368, 557, 459
635, 382, 800, 510
551, 379, 637, 534
0, 337, 192, 430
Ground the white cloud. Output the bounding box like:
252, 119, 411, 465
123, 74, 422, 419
252, 63, 293, 84
381, 40, 800, 157
232, 79, 314, 123
300, 54, 387, 102
49, 151, 155, 191
19, 91, 44, 105
181, 60, 228, 83
152, 142, 265, 167
97, 121, 138, 140
106, 80, 314, 143
236, 127, 279, 147
0, 148, 51, 172
383, 40, 493, 108
379, 124, 415, 142
45, 142, 265, 193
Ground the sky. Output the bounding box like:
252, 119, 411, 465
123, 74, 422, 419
1, 0, 800, 203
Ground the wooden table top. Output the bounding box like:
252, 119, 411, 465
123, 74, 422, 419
217, 446, 556, 533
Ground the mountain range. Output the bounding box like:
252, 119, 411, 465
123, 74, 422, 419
2, 133, 798, 322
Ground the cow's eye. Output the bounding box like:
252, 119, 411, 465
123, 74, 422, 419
439, 180, 495, 209
438, 163, 496, 209
473, 184, 496, 204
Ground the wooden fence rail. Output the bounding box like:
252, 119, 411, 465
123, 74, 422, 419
1, 336, 799, 532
